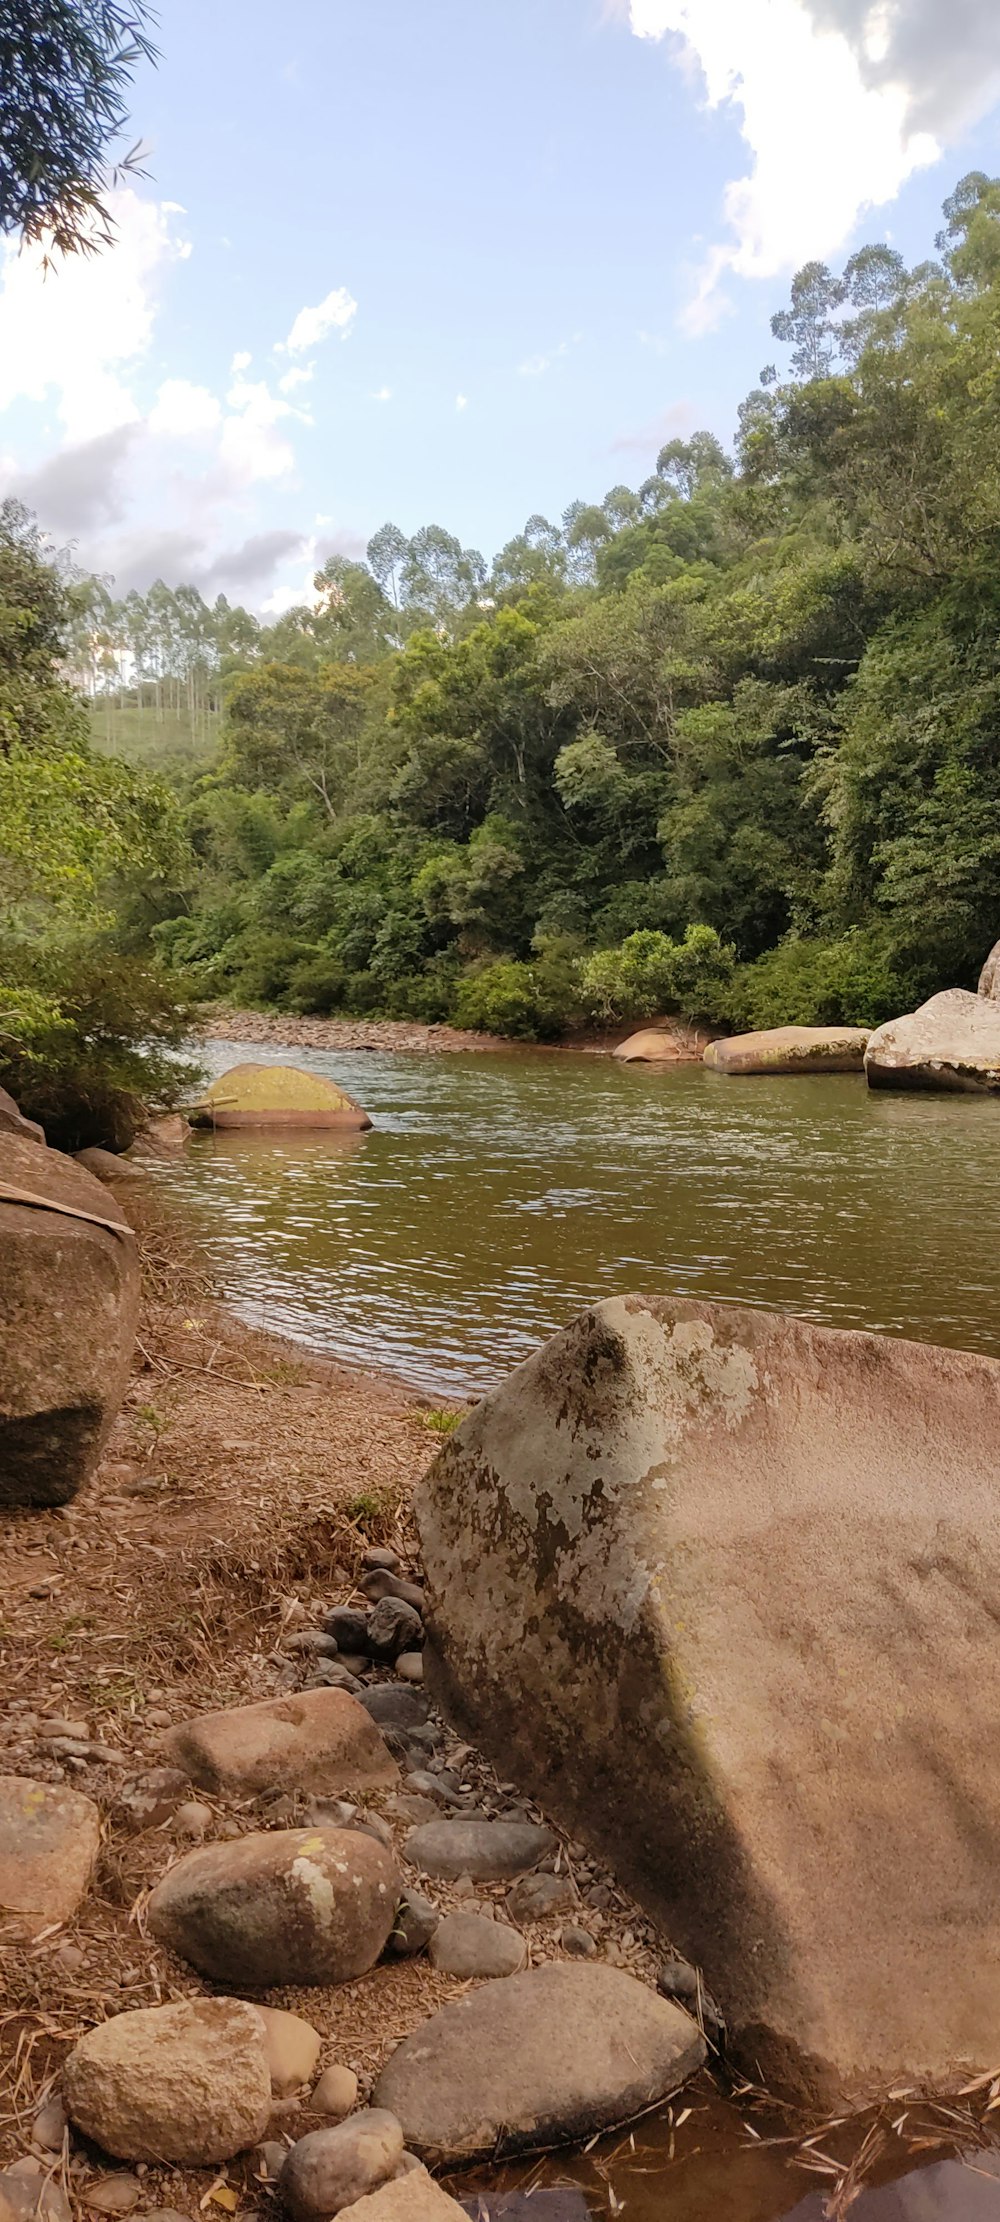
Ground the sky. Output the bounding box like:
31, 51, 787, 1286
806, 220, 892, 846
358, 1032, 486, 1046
2, 0, 1000, 613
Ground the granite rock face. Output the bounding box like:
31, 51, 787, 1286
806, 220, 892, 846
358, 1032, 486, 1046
0, 1132, 138, 1506
865, 987, 1000, 1092
416, 1289, 1000, 2102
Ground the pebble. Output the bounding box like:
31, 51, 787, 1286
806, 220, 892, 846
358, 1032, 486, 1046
388, 1889, 439, 1957
559, 1924, 598, 1959
657, 1955, 699, 2003
337, 1655, 371, 1678
351, 1811, 394, 1849
324, 1608, 370, 1654
362, 1548, 401, 1574
252, 2007, 322, 2096
429, 1911, 526, 1979
359, 1687, 430, 1732
37, 1718, 90, 1742
387, 1793, 440, 1825
31, 2099, 67, 2153
307, 1663, 363, 1694
403, 1771, 460, 1808
361, 1573, 426, 1613
172, 1800, 213, 1839
404, 1818, 555, 1881
309, 2065, 359, 2121
395, 1654, 423, 1685
256, 2142, 289, 2183
365, 1599, 423, 1663
506, 1871, 576, 1924
279, 2110, 404, 2222
145, 1710, 173, 1730
82, 2176, 142, 2214
284, 1633, 340, 1658
0, 2158, 72, 2222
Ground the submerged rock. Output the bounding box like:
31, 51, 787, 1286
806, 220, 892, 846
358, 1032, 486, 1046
189, 1062, 371, 1132
612, 1029, 685, 1064
63, 1999, 271, 2165
0, 1131, 138, 1507
167, 1688, 398, 1798
704, 1025, 869, 1075
374, 1962, 704, 2163
416, 1288, 1000, 2103
865, 987, 1000, 1092
147, 1826, 401, 1987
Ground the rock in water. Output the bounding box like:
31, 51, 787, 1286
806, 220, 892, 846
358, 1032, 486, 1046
415, 1290, 1000, 2103
0, 1776, 101, 1937
147, 1826, 401, 1986
0, 1132, 138, 1506
189, 1062, 371, 1132
612, 1029, 684, 1064
280, 2112, 403, 2222
62, 1999, 271, 2164
374, 1963, 704, 2163
703, 1025, 870, 1075
167, 1689, 399, 1798
864, 988, 1000, 1091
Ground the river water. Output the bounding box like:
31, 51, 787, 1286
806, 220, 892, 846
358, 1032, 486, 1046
161, 1037, 1000, 1398
160, 1037, 1000, 2216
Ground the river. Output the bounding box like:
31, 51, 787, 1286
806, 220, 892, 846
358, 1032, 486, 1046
159, 1037, 1000, 2218
159, 1038, 1000, 1399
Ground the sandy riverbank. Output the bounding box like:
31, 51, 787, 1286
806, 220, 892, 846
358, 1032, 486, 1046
0, 1189, 672, 2210
201, 1004, 709, 1059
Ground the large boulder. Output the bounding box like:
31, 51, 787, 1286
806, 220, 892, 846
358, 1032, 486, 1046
612, 1029, 686, 1064
704, 1025, 869, 1075
415, 1291, 1000, 2104
62, 1998, 271, 2164
865, 988, 1000, 1092
147, 1825, 401, 1986
189, 1062, 371, 1131
168, 1688, 399, 1798
0, 1133, 138, 1507
0, 1087, 44, 1145
374, 1962, 704, 2163
979, 940, 1000, 1000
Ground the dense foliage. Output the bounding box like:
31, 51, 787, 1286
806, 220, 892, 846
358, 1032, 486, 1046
31, 172, 1000, 1047
0, 502, 198, 1145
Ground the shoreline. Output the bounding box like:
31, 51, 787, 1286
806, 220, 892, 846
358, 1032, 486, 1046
200, 1003, 709, 1060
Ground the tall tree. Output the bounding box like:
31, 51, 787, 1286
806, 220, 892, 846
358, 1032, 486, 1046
0, 1, 155, 255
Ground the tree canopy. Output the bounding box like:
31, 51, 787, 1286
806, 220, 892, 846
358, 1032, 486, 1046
0, 0, 154, 254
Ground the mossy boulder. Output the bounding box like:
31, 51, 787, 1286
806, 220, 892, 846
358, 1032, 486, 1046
189, 1062, 371, 1131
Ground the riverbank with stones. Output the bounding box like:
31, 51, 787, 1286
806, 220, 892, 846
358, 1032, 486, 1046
197, 1007, 700, 1060
0, 1200, 714, 2222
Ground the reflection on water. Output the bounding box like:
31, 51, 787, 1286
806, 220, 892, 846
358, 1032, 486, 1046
155, 1038, 1000, 1397
453, 2097, 1000, 2222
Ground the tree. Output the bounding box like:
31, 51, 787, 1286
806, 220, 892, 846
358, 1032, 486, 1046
770, 260, 846, 380
0, 1, 155, 256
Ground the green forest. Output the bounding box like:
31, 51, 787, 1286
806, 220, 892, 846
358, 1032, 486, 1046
5, 168, 1000, 1139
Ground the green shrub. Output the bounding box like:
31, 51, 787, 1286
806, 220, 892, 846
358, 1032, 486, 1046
582, 925, 735, 1025
0, 942, 202, 1150
287, 953, 348, 1014
731, 932, 915, 1030
453, 960, 545, 1038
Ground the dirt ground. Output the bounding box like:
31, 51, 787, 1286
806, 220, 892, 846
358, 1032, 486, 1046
0, 1192, 674, 2217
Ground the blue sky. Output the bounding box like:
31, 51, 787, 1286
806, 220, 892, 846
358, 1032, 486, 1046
1, 0, 999, 609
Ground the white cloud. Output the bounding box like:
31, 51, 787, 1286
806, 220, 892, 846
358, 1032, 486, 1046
280, 285, 357, 354
0, 189, 190, 440
231, 349, 252, 373
220, 373, 299, 483
517, 333, 583, 376
278, 363, 315, 393
371, 384, 392, 402
627, 0, 940, 330
148, 378, 222, 437
455, 393, 468, 411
